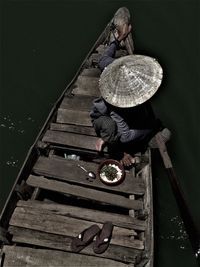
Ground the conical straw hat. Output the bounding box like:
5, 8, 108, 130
99, 55, 163, 108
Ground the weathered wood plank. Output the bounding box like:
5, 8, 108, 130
72, 86, 100, 97
42, 130, 98, 151
60, 94, 95, 110
10, 207, 144, 249
33, 157, 145, 195
56, 108, 92, 126
9, 226, 140, 263
27, 175, 143, 210
80, 68, 101, 77
50, 123, 96, 136
95, 45, 128, 58
3, 245, 129, 267
73, 76, 100, 96
17, 200, 146, 231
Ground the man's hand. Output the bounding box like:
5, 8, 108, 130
95, 138, 105, 151
120, 152, 135, 167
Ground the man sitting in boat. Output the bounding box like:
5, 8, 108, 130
90, 23, 171, 166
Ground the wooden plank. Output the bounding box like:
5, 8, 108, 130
33, 157, 145, 195
10, 207, 144, 249
27, 175, 143, 210
9, 226, 140, 263
80, 68, 101, 77
3, 245, 129, 267
42, 130, 98, 151
56, 108, 92, 126
95, 45, 128, 58
17, 200, 146, 231
73, 76, 100, 97
60, 94, 95, 110
50, 123, 96, 136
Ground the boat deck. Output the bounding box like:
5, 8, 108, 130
0, 23, 153, 267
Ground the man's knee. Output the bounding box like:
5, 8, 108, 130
93, 116, 118, 143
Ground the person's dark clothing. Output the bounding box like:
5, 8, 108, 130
98, 40, 119, 71
90, 40, 161, 155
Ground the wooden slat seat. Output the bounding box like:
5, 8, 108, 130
42, 130, 98, 151
60, 94, 95, 111
50, 123, 96, 136
56, 108, 92, 126
72, 76, 100, 96
3, 246, 130, 267
27, 175, 143, 210
33, 157, 145, 195
9, 204, 144, 249
15, 200, 146, 231
80, 68, 101, 77
95, 44, 128, 58
9, 227, 140, 264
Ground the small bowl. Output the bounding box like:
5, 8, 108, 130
97, 159, 125, 186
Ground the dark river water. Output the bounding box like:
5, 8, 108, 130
0, 1, 199, 266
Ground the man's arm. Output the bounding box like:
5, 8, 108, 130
110, 111, 152, 143
110, 111, 135, 143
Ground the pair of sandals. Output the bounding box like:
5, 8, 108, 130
71, 222, 113, 254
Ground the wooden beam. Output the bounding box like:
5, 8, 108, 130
72, 76, 100, 97
50, 123, 96, 136
60, 94, 95, 110
10, 207, 144, 249
27, 175, 143, 210
2, 245, 129, 267
80, 68, 101, 77
56, 108, 92, 126
17, 200, 146, 231
42, 130, 98, 151
33, 157, 145, 195
95, 45, 128, 58
9, 226, 140, 263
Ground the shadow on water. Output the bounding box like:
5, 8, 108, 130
0, 1, 199, 266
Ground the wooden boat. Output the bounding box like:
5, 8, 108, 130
0, 7, 154, 267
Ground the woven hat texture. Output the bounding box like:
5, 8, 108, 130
99, 55, 163, 108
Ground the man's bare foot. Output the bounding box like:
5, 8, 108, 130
95, 138, 105, 151
120, 152, 135, 167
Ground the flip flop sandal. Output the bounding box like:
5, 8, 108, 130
71, 224, 100, 253
93, 222, 113, 254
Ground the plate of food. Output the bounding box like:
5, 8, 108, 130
98, 159, 125, 186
